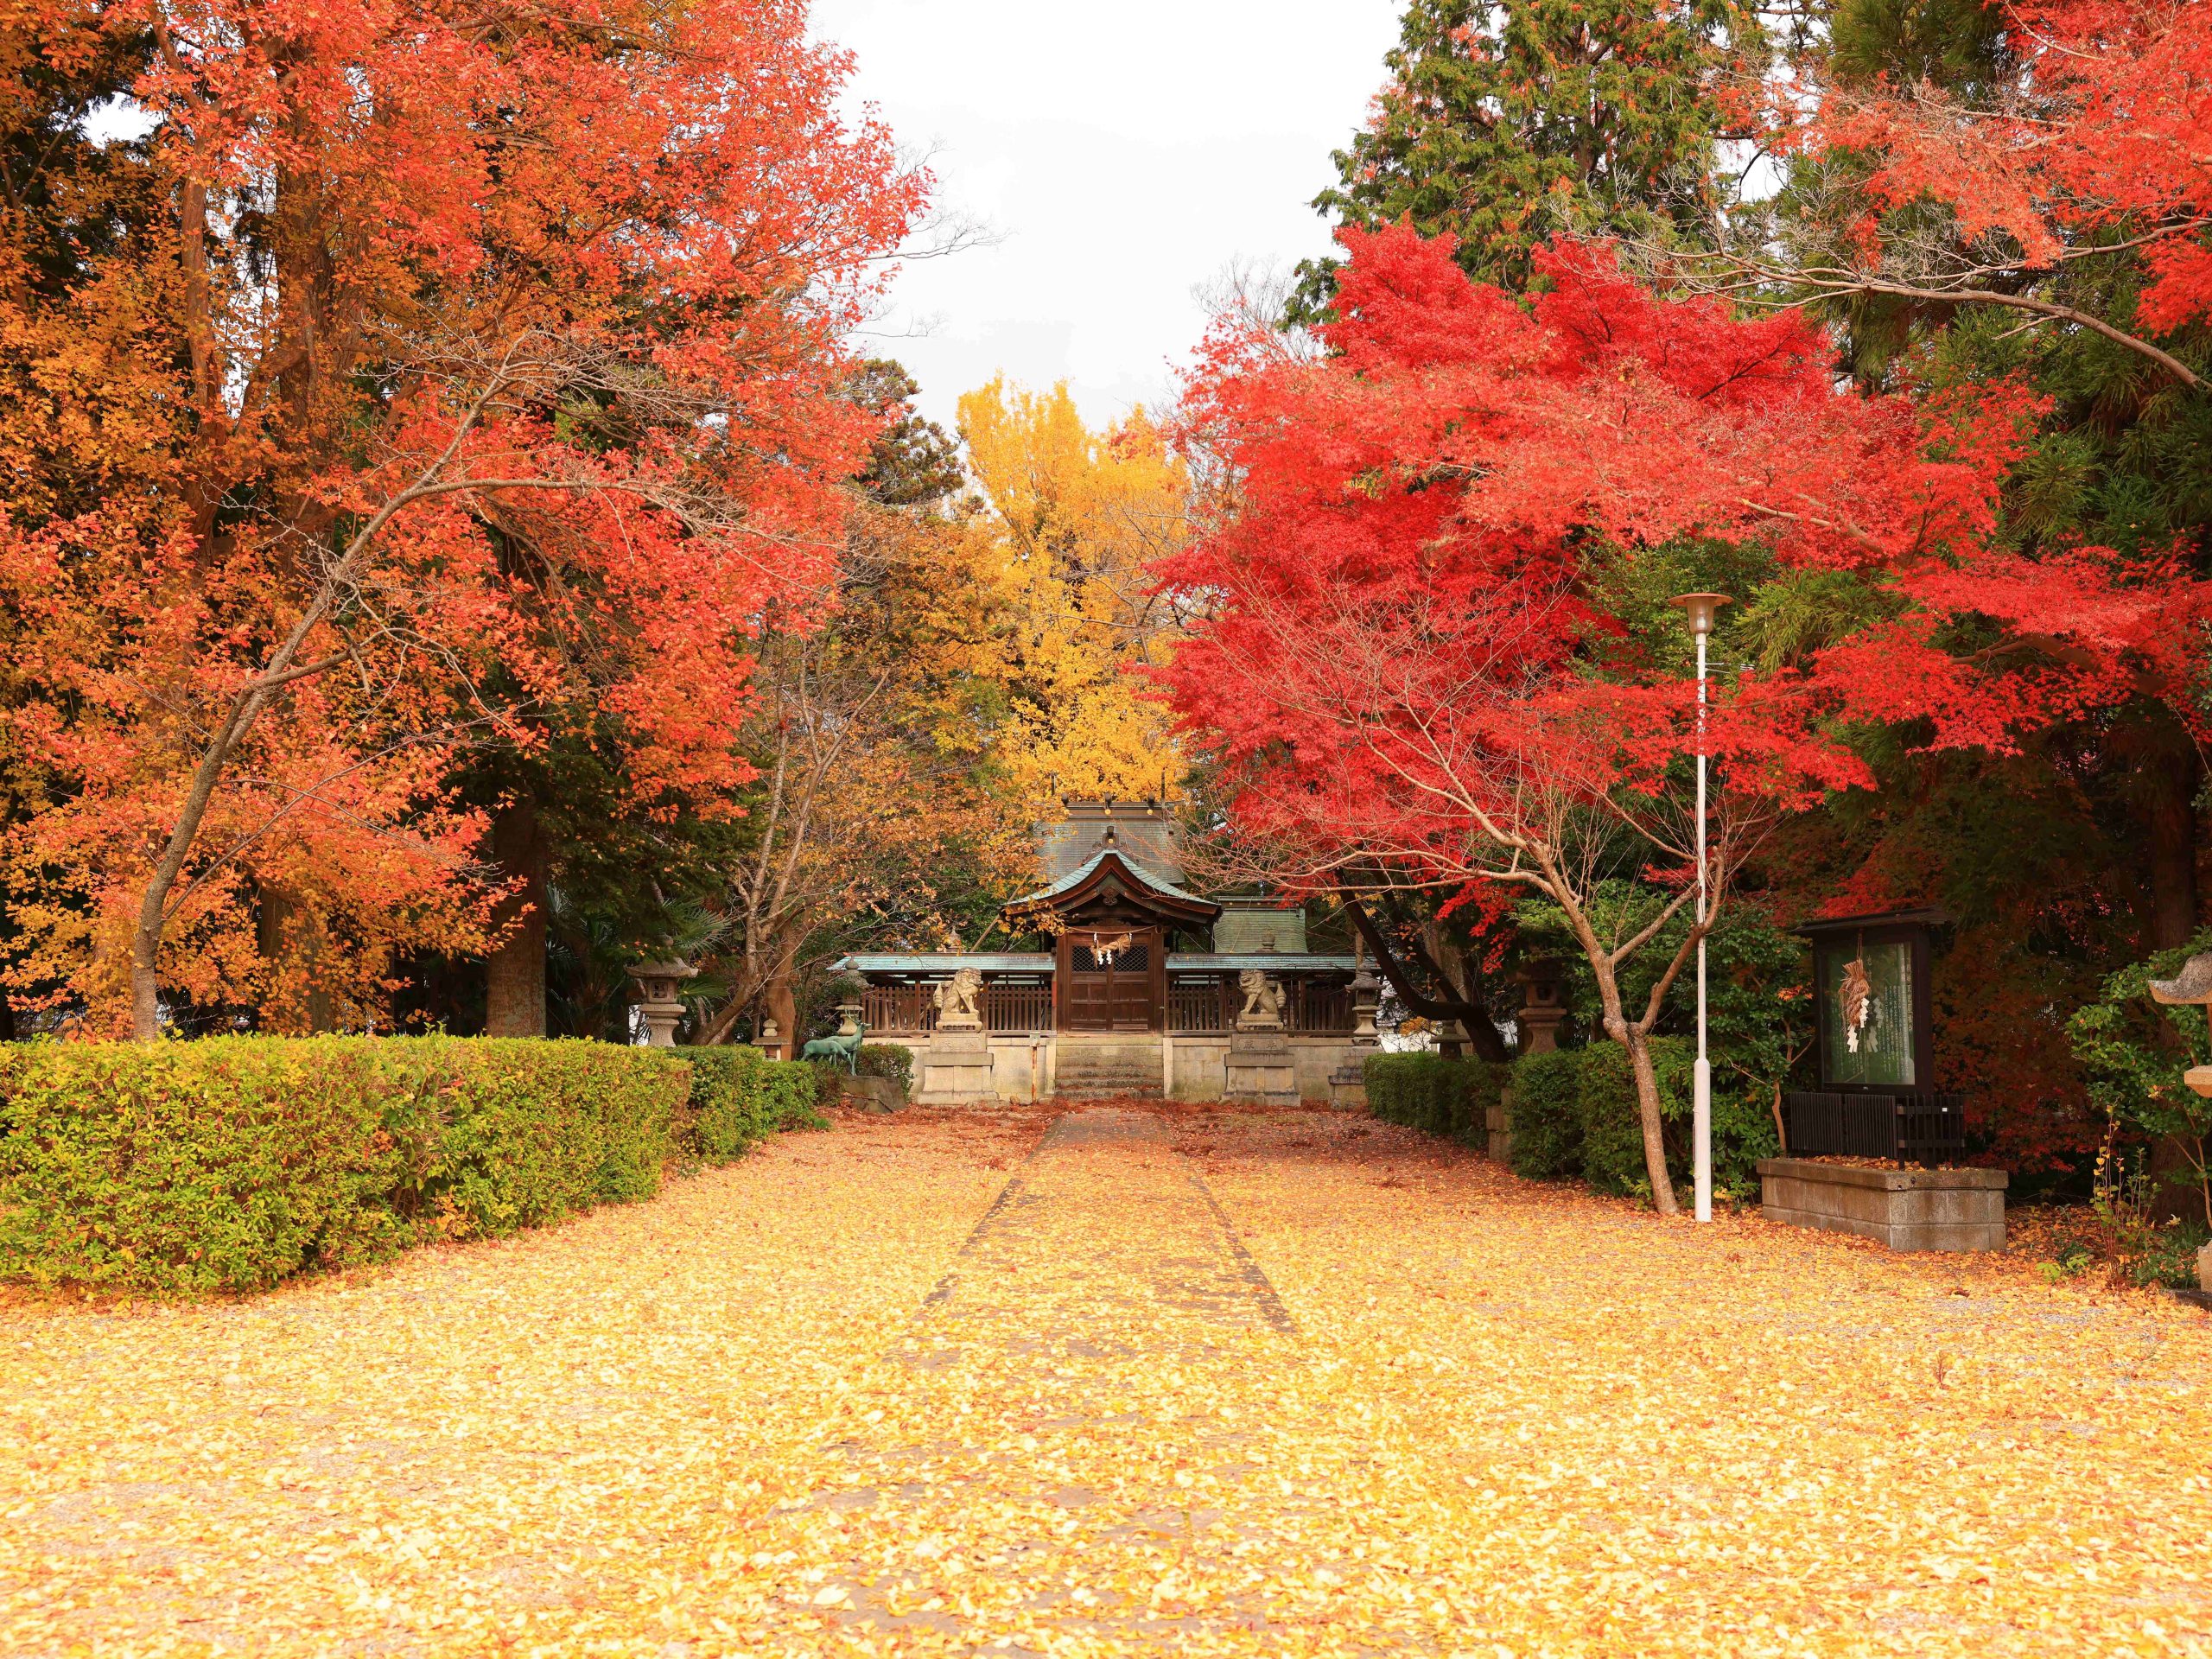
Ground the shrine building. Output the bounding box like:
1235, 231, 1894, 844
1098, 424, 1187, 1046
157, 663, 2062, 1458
833, 800, 1372, 1103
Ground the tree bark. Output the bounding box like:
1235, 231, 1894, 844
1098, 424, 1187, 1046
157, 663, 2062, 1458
765, 970, 798, 1059
485, 794, 549, 1038
1340, 895, 1510, 1061
257, 884, 334, 1033
2146, 739, 2201, 952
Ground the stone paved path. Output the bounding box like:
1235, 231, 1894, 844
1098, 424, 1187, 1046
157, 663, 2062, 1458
807, 1108, 1325, 1647
5, 1102, 2212, 1657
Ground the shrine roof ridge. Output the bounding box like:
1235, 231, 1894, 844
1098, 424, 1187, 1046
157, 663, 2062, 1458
1004, 847, 1205, 908
1793, 906, 1950, 937
831, 951, 1358, 975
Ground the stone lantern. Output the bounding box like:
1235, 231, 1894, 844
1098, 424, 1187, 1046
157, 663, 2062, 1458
833, 984, 865, 1039
1329, 965, 1385, 1109
1351, 966, 1382, 1049
1514, 958, 1569, 1055
631, 959, 698, 1048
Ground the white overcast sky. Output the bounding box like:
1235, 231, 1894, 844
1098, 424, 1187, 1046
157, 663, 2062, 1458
808, 0, 1405, 433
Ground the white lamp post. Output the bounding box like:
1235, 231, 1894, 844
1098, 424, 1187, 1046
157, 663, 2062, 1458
1673, 592, 1730, 1224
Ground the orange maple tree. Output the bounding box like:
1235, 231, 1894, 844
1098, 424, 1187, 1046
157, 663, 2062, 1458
0, 0, 924, 1035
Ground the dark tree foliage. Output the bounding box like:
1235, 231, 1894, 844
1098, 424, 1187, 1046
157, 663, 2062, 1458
1290, 0, 1767, 318
1751, 0, 2212, 1177
849, 359, 965, 509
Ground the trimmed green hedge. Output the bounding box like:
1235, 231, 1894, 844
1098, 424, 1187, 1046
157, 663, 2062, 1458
1363, 1052, 1501, 1144
681, 1046, 825, 1160
1575, 1037, 1688, 1198
1506, 1048, 1586, 1180
0, 1036, 820, 1295
856, 1043, 914, 1091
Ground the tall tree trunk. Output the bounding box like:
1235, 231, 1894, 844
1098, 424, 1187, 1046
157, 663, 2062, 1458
2147, 736, 2201, 952
485, 794, 549, 1038
765, 970, 798, 1059
1589, 952, 1681, 1217
257, 884, 334, 1033
1623, 1028, 1676, 1209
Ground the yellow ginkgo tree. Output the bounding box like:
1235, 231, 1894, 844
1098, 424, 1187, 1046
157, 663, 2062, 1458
957, 378, 1188, 805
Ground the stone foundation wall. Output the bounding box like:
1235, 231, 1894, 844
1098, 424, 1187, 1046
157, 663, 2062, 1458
1166, 1036, 1359, 1102
882, 1033, 1362, 1104
1758, 1157, 2006, 1252
882, 1035, 1053, 1103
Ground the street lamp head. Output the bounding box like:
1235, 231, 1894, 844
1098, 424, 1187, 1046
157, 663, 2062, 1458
1672, 591, 1731, 638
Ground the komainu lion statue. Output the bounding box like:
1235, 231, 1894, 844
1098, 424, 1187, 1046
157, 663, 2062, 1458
1237, 968, 1285, 1029
933, 965, 984, 1027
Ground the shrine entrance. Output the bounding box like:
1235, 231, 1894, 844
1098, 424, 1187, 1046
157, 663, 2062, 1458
1006, 823, 1219, 1038
1058, 926, 1162, 1032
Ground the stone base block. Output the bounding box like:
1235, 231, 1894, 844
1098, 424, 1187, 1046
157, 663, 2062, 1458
1758, 1157, 2006, 1252
1328, 1060, 1367, 1109
825, 1075, 905, 1114
1226, 1029, 1298, 1104
1485, 1102, 1511, 1164
918, 1028, 994, 1103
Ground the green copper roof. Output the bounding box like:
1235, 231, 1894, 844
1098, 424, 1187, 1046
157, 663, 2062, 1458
1004, 849, 1205, 910
833, 953, 1052, 974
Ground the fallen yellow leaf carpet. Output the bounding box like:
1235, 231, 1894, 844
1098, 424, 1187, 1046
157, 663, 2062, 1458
3, 1103, 2209, 1656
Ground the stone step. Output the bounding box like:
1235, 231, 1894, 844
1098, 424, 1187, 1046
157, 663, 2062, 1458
1053, 1049, 1165, 1101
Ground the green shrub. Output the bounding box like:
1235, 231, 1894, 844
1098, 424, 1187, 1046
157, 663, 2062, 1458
678, 1046, 825, 1160
1507, 1048, 1586, 1180
1363, 1052, 1500, 1144
1574, 1037, 1692, 1198
855, 1043, 914, 1093
0, 1036, 691, 1295
757, 1054, 828, 1131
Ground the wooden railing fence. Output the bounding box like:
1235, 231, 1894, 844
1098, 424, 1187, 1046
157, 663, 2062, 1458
861, 974, 1356, 1035
862, 981, 1054, 1035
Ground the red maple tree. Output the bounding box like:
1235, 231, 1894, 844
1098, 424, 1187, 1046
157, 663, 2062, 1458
1157, 224, 2209, 1209
1791, 0, 2212, 387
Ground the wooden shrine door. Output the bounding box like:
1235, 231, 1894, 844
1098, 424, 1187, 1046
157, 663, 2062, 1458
1058, 927, 1162, 1032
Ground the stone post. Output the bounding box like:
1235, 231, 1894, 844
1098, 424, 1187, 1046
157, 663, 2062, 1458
631, 960, 698, 1049
918, 970, 994, 1103
1227, 970, 1299, 1104
1330, 966, 1382, 1109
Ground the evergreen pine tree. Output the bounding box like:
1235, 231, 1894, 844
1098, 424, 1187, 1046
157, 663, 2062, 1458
1291, 0, 1768, 318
